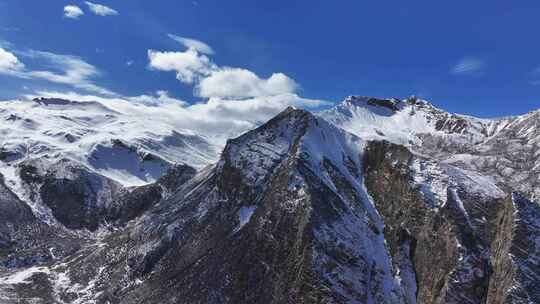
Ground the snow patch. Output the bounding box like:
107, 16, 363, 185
0, 266, 50, 285
234, 205, 257, 232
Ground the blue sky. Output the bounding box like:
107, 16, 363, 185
1, 0, 540, 117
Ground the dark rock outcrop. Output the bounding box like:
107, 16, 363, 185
0, 174, 82, 269
363, 141, 540, 304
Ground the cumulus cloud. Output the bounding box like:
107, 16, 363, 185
168, 34, 214, 55
64, 5, 84, 19
147, 48, 214, 84
196, 68, 298, 98
451, 57, 485, 76
0, 46, 115, 96
0, 48, 25, 74
84, 1, 118, 16
148, 35, 299, 99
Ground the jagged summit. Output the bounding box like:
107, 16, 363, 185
32, 97, 109, 108
343, 96, 404, 112
321, 95, 501, 147
342, 95, 434, 111
220, 106, 365, 193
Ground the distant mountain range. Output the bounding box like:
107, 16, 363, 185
0, 96, 538, 303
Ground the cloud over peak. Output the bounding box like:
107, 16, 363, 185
63, 5, 84, 19
27, 90, 328, 142
196, 68, 298, 99
84, 2, 119, 16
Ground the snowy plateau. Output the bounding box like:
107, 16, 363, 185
0, 95, 539, 304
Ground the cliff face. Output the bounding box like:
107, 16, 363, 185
363, 141, 540, 304
487, 193, 540, 304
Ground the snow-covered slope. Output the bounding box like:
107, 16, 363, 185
322, 95, 540, 200
320, 96, 500, 146
0, 98, 219, 187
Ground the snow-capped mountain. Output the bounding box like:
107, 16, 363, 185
0, 96, 539, 304
0, 97, 219, 188
320, 96, 497, 146
322, 96, 540, 201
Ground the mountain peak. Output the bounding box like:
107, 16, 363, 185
321, 95, 495, 146
32, 97, 103, 108
344, 95, 402, 111
220, 106, 314, 187
342, 95, 435, 112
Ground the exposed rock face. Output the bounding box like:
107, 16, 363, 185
366, 97, 401, 112
363, 141, 497, 304
361, 139, 540, 304
0, 174, 82, 270
0, 98, 539, 304
487, 193, 540, 304
18, 158, 122, 231
0, 160, 198, 303
104, 164, 197, 225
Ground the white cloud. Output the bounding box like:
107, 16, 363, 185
129, 90, 188, 106
24, 50, 115, 95
147, 49, 214, 84
84, 1, 118, 16
64, 5, 84, 19
26, 91, 328, 141
191, 94, 327, 131
0, 47, 115, 96
196, 68, 298, 98
168, 34, 214, 55
0, 48, 24, 74
451, 57, 485, 75
148, 36, 299, 99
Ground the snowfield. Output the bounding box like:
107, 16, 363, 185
0, 97, 220, 187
